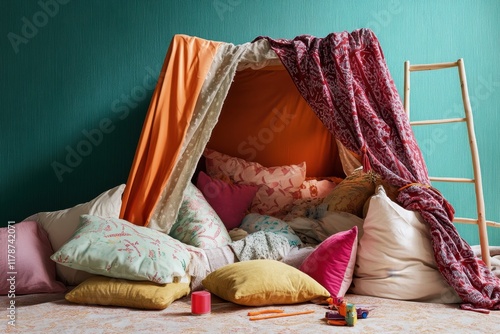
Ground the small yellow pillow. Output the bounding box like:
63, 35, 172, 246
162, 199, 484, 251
323, 168, 377, 217
202, 259, 330, 306
65, 276, 190, 310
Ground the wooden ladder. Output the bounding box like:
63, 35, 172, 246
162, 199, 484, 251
403, 58, 497, 268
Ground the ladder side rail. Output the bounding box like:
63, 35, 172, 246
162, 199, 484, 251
403, 61, 411, 116
457, 59, 490, 266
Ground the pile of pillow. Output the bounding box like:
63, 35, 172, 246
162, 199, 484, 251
202, 226, 359, 306
204, 148, 307, 218
2, 151, 461, 310
200, 148, 339, 244
0, 151, 360, 310
0, 185, 195, 310
51, 214, 196, 309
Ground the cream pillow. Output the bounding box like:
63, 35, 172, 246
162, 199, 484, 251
38, 184, 125, 285
351, 186, 461, 303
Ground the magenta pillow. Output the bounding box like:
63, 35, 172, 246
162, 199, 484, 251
0, 221, 66, 295
196, 171, 258, 230
299, 226, 358, 298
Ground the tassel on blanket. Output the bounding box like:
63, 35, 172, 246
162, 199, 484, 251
361, 144, 371, 173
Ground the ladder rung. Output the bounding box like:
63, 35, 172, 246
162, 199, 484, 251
487, 220, 500, 228
410, 117, 466, 126
409, 61, 459, 72
429, 176, 474, 183
453, 217, 500, 228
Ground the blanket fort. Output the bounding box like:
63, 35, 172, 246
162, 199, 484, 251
119, 28, 500, 311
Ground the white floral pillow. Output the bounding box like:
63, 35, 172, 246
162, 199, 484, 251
169, 183, 231, 249
51, 215, 193, 284
204, 148, 306, 217
240, 213, 303, 247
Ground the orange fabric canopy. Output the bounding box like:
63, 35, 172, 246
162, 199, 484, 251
120, 35, 221, 226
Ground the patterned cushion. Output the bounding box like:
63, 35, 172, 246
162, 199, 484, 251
240, 213, 302, 247
323, 168, 377, 217
230, 231, 291, 262
51, 215, 193, 284
169, 182, 232, 249
291, 179, 338, 200
204, 148, 306, 217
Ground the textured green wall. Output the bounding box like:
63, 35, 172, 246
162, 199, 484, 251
1, 0, 499, 245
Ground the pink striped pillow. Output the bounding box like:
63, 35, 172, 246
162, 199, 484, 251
204, 149, 306, 217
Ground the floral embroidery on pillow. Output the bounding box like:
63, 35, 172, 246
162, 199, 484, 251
169, 182, 232, 249
51, 215, 193, 284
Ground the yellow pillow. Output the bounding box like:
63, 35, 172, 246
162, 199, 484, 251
202, 259, 330, 306
323, 168, 377, 217
65, 276, 190, 310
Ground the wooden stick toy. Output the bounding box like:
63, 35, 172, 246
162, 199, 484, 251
248, 310, 315, 321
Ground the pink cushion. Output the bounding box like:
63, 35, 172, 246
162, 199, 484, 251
0, 221, 66, 295
299, 226, 358, 298
204, 148, 306, 217
196, 171, 258, 230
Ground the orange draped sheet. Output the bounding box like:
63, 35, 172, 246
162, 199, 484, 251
208, 66, 343, 177
120, 35, 221, 226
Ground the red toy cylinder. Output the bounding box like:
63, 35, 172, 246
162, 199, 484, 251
191, 291, 211, 315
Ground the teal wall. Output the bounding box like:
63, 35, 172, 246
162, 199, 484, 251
1, 0, 499, 245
